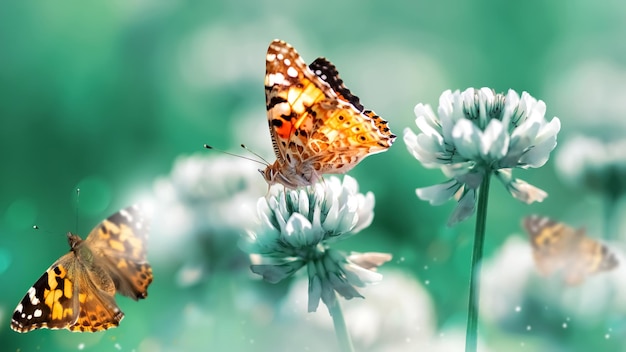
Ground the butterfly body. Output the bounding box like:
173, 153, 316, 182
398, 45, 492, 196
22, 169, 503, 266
523, 215, 618, 285
11, 205, 152, 333
263, 40, 395, 188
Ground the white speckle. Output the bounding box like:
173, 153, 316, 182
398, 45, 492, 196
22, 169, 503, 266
424, 280, 430, 285
605, 333, 611, 339
562, 323, 568, 329
266, 53, 276, 62
515, 306, 521, 312
284, 58, 291, 66
526, 325, 532, 331
287, 67, 298, 78
28, 287, 40, 305
267, 73, 285, 86
423, 265, 428, 270
398, 257, 405, 262
120, 209, 133, 222
277, 54, 283, 60
16, 303, 23, 313
405, 337, 411, 343
33, 309, 42, 318
78, 343, 85, 350
114, 343, 121, 350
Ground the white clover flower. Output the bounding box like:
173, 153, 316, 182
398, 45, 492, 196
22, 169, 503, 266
151, 154, 266, 285
404, 88, 561, 225
240, 175, 391, 312
556, 135, 626, 196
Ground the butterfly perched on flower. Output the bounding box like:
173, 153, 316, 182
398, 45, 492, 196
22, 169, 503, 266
523, 215, 618, 285
11, 205, 153, 333
262, 39, 396, 188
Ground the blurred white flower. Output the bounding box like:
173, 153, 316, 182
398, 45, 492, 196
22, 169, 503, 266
480, 236, 535, 324
151, 153, 266, 284
556, 135, 626, 196
281, 271, 434, 349
481, 227, 626, 333
280, 270, 492, 351
241, 175, 391, 312
404, 88, 560, 225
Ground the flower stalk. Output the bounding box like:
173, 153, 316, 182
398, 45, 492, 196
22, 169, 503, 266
328, 292, 355, 352
465, 173, 490, 352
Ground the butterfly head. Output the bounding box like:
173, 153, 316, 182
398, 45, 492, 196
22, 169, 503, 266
261, 160, 318, 189
66, 232, 83, 250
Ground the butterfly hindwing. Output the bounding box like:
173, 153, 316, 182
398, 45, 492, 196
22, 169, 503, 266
523, 215, 618, 285
84, 204, 152, 300
11, 204, 151, 333
262, 39, 395, 188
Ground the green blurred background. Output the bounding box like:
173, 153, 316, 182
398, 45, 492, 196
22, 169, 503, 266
2, 0, 626, 351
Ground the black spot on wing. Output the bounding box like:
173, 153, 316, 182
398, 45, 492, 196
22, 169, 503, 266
267, 96, 288, 110
11, 271, 54, 331
309, 57, 364, 112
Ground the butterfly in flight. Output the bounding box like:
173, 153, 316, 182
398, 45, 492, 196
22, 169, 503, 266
262, 39, 396, 188
11, 204, 153, 333
522, 215, 618, 285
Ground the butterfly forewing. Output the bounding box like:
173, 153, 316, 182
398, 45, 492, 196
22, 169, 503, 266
263, 39, 395, 188
84, 204, 153, 300
523, 215, 618, 285
11, 204, 151, 333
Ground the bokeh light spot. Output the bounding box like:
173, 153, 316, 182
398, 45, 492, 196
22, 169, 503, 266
0, 247, 11, 275
5, 198, 37, 231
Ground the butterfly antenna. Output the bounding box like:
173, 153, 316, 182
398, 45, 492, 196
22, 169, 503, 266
203, 144, 269, 166
75, 188, 80, 234
240, 144, 271, 165
32, 224, 56, 236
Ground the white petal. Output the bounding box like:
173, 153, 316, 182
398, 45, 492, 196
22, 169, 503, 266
520, 117, 561, 168
482, 119, 509, 160
416, 179, 462, 205
447, 188, 476, 226
284, 213, 319, 247
452, 119, 483, 160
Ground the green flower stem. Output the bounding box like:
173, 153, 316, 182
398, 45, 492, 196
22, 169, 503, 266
328, 292, 354, 352
465, 174, 491, 352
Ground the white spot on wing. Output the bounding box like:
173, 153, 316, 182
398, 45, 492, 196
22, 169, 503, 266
284, 58, 291, 66
287, 67, 298, 78
16, 303, 23, 313
28, 286, 40, 305
119, 209, 134, 222
33, 309, 42, 318
266, 53, 276, 62
267, 72, 285, 86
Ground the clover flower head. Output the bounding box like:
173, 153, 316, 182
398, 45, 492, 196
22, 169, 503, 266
151, 154, 266, 285
404, 88, 561, 225
556, 134, 626, 196
240, 175, 391, 312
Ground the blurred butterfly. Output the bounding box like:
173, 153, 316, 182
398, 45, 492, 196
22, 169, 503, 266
11, 205, 152, 332
522, 215, 618, 285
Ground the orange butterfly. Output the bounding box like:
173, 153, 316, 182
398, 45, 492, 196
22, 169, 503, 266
11, 205, 152, 332
523, 215, 618, 285
262, 40, 395, 188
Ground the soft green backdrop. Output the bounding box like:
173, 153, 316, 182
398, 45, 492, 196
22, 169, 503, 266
1, 1, 626, 351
